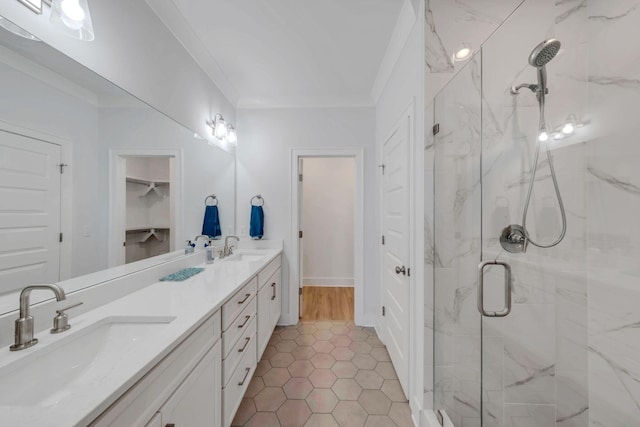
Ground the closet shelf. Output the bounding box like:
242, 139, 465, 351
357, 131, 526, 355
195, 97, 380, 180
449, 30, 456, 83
126, 176, 170, 185
126, 226, 170, 232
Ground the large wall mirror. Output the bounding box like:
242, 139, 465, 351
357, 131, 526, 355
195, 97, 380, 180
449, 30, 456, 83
0, 18, 236, 313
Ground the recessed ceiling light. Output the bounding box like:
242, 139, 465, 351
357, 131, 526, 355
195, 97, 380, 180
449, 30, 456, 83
453, 43, 473, 62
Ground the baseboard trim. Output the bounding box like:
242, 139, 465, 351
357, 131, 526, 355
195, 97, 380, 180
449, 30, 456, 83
302, 277, 354, 287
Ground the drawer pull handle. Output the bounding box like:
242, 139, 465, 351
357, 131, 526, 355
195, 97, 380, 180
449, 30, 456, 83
238, 367, 251, 386
238, 337, 251, 352
166, 424, 175, 427
238, 315, 251, 328
238, 293, 251, 304
271, 283, 276, 300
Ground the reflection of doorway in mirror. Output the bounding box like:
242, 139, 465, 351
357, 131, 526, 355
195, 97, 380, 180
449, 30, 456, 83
0, 130, 62, 295
124, 157, 172, 264
108, 149, 182, 267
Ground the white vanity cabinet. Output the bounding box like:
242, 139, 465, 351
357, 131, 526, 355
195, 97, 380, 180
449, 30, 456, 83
90, 311, 222, 427
257, 257, 282, 358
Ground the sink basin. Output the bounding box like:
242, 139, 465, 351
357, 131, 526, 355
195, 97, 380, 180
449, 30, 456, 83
0, 315, 175, 407
224, 252, 266, 263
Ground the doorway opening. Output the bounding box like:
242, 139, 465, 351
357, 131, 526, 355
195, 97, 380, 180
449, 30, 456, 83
300, 156, 355, 321
290, 148, 364, 325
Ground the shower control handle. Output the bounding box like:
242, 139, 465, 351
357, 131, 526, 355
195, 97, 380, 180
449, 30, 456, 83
395, 266, 406, 275
477, 260, 512, 317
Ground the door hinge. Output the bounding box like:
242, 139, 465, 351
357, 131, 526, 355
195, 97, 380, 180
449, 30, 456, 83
59, 233, 63, 243
299, 173, 303, 182
407, 268, 411, 277
432, 123, 440, 135
382, 306, 386, 316
378, 164, 385, 175
58, 163, 68, 174
299, 288, 303, 295
299, 230, 303, 238
381, 235, 385, 245
123, 241, 126, 247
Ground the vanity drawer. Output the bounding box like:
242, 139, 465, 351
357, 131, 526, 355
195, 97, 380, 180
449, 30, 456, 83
223, 340, 257, 427
222, 295, 256, 359
222, 316, 256, 387
258, 255, 281, 291
222, 277, 258, 330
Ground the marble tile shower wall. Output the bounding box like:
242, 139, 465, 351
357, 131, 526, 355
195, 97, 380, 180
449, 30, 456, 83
425, 0, 640, 426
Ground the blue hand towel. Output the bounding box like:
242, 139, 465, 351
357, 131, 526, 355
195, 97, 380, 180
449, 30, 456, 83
250, 205, 264, 239
202, 205, 222, 238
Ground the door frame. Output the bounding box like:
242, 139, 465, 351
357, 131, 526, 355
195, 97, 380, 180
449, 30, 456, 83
0, 119, 73, 281
108, 148, 183, 267
289, 148, 364, 325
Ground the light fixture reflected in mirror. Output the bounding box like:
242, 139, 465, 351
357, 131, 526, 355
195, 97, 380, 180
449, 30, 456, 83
206, 114, 228, 141
49, 0, 95, 41
227, 124, 237, 146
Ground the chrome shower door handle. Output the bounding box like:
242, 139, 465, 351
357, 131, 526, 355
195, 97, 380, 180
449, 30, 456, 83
477, 260, 512, 317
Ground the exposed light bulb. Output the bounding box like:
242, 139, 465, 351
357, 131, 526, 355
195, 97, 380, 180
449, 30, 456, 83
562, 122, 574, 135
553, 132, 565, 140
538, 130, 549, 142
61, 0, 85, 22
227, 125, 238, 146
213, 114, 227, 140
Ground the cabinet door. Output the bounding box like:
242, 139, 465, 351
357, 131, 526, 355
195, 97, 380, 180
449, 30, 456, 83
161, 341, 222, 427
269, 268, 282, 330
257, 284, 272, 359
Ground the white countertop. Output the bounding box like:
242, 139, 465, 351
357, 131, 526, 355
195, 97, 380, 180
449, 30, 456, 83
0, 247, 282, 427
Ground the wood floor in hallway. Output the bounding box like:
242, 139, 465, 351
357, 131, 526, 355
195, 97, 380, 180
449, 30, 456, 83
231, 321, 413, 427
301, 286, 354, 321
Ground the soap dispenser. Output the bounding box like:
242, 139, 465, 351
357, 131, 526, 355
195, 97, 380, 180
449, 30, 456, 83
205, 241, 215, 264
185, 240, 195, 254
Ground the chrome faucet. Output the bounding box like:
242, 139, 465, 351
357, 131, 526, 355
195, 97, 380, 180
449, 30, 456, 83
11, 284, 66, 351
195, 235, 213, 246
221, 235, 240, 258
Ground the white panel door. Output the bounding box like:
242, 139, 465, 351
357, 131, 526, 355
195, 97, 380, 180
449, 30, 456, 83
0, 130, 61, 295
381, 116, 410, 396
298, 157, 304, 318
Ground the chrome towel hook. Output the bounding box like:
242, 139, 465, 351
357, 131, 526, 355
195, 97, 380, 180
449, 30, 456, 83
205, 194, 218, 206
251, 195, 264, 206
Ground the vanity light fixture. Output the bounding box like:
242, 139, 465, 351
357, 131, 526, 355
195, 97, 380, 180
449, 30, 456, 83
17, 0, 43, 14
227, 124, 237, 146
453, 43, 473, 62
207, 114, 228, 141
49, 0, 95, 41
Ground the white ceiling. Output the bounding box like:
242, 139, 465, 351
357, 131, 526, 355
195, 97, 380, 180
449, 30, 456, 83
146, 0, 405, 108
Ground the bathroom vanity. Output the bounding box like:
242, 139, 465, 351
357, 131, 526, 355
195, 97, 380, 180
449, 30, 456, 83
0, 245, 282, 427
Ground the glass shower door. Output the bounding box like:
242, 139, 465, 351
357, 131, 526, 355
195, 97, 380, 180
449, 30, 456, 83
433, 52, 483, 426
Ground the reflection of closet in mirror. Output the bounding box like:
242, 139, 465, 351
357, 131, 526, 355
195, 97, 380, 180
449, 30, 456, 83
124, 157, 173, 264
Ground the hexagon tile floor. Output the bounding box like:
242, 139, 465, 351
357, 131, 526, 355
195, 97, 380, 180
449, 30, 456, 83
232, 321, 414, 427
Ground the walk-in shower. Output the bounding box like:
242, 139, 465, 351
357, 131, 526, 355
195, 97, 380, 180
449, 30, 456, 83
500, 39, 567, 253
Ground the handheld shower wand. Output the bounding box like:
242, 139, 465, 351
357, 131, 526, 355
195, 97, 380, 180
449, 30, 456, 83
501, 39, 567, 253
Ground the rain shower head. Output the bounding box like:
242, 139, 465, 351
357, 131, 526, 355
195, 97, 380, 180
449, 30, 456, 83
528, 39, 561, 68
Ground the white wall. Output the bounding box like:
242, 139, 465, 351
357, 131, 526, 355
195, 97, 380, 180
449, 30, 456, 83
374, 0, 425, 419
236, 107, 376, 325
0, 0, 235, 143
302, 157, 355, 287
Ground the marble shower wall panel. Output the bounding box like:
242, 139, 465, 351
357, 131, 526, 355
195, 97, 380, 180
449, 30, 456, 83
585, 2, 640, 426
425, 0, 526, 74
479, 0, 588, 425
433, 55, 483, 425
